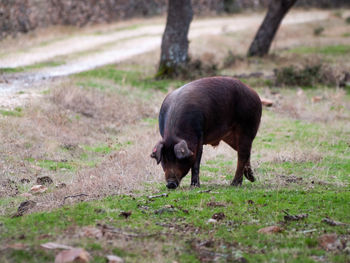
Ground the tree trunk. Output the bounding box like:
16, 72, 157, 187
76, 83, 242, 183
157, 0, 193, 78
247, 0, 297, 57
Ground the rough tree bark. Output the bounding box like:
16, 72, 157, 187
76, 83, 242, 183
157, 0, 193, 77
247, 0, 297, 57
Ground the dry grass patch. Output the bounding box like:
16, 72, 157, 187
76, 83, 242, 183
19, 122, 164, 214
265, 88, 350, 123
272, 149, 323, 164
0, 79, 163, 215
51, 83, 152, 124
48, 123, 163, 205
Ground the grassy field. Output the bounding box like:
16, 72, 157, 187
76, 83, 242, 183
1, 10, 350, 263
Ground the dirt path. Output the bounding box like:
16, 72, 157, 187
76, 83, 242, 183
0, 10, 329, 107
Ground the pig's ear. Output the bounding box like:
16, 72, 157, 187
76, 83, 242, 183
174, 140, 193, 160
151, 141, 163, 164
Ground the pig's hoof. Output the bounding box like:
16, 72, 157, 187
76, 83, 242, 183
190, 183, 200, 188
231, 180, 242, 187
244, 169, 255, 182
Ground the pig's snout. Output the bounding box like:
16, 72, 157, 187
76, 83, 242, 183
166, 181, 178, 189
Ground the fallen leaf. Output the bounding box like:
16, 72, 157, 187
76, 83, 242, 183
285, 175, 303, 183
80, 227, 103, 239
197, 189, 211, 193
40, 242, 73, 250
106, 255, 124, 263
18, 234, 26, 239
199, 240, 215, 248
12, 200, 36, 217
284, 213, 308, 222
38, 234, 53, 240
261, 98, 273, 107
206, 201, 226, 207
36, 176, 53, 185
96, 223, 142, 238
137, 205, 150, 212
322, 217, 347, 226
30, 185, 47, 194
312, 96, 323, 103
119, 211, 132, 219
319, 234, 343, 251
94, 208, 106, 214
176, 206, 189, 214
258, 226, 283, 234
56, 183, 67, 189
6, 243, 27, 250
55, 248, 91, 263
154, 206, 176, 214
63, 193, 88, 204
20, 178, 30, 184
212, 212, 225, 221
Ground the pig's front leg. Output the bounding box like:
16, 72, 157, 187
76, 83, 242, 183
191, 143, 203, 187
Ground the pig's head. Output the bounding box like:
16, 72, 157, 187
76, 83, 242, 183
151, 139, 194, 189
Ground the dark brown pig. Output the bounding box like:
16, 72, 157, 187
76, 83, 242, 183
151, 76, 262, 189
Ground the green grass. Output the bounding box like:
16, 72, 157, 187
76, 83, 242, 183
1, 185, 349, 262
0, 61, 65, 74
142, 117, 158, 126
288, 45, 350, 56
83, 141, 132, 155
76, 66, 185, 91
26, 158, 76, 171
239, 77, 273, 88
24, 61, 65, 69
76, 80, 113, 91
0, 107, 23, 117
25, 141, 134, 173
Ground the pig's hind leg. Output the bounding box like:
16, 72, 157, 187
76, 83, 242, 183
231, 147, 251, 186
224, 133, 255, 185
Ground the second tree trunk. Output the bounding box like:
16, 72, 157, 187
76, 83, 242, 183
247, 0, 297, 57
